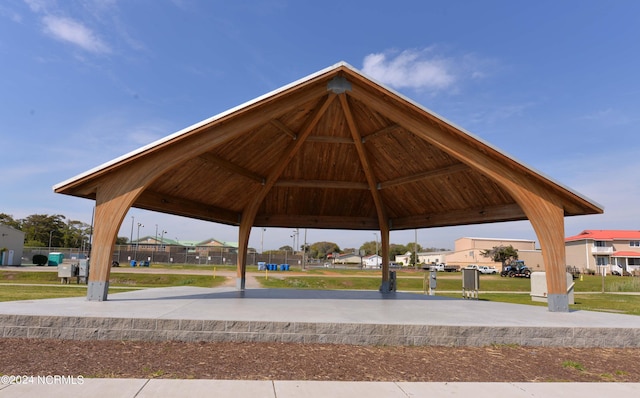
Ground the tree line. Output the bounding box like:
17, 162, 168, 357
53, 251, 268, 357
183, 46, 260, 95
267, 240, 450, 260
1, 213, 451, 260
0, 213, 91, 249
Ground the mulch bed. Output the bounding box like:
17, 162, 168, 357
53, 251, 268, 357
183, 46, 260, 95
1, 338, 639, 382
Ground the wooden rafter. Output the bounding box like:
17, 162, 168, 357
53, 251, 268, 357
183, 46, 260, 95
199, 153, 264, 183
270, 119, 297, 140
274, 179, 368, 189
361, 123, 400, 143
378, 163, 469, 190
305, 136, 354, 144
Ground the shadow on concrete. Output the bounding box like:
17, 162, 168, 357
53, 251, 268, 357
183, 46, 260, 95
106, 288, 458, 302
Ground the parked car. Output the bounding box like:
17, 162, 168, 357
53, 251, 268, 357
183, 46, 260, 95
464, 264, 497, 274
478, 266, 498, 274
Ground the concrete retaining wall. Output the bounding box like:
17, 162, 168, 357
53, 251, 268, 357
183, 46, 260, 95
1, 314, 639, 348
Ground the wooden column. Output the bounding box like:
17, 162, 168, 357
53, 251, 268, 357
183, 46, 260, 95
236, 214, 253, 291
379, 226, 392, 292
88, 180, 144, 301
511, 189, 568, 311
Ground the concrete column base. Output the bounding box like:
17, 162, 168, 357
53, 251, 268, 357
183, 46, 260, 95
87, 281, 109, 301
379, 281, 391, 293
548, 294, 570, 312
236, 277, 245, 291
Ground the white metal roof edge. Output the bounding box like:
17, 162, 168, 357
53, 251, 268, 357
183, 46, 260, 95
338, 63, 604, 213
53, 61, 351, 192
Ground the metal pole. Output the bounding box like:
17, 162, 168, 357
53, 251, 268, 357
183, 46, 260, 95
303, 228, 307, 270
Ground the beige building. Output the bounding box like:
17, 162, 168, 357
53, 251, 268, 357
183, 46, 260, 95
565, 230, 640, 274
0, 224, 25, 266
445, 237, 542, 269
395, 237, 543, 270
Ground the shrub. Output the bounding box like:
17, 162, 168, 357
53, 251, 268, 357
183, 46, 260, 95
32, 254, 48, 266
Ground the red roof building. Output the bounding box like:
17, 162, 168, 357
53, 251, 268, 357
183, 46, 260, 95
565, 230, 640, 274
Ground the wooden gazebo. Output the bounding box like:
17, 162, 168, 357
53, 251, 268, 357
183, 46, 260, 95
54, 62, 602, 312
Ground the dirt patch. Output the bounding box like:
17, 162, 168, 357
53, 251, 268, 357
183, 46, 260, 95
1, 339, 638, 382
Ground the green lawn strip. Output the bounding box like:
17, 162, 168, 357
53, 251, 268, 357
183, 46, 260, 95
0, 285, 139, 302
107, 272, 227, 288
0, 270, 228, 288
256, 274, 532, 292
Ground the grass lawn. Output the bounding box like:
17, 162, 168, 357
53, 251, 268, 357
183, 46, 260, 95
2, 268, 639, 315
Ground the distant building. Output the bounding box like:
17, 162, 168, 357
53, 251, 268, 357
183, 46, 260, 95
363, 254, 382, 268
130, 236, 238, 254
0, 224, 25, 266
395, 237, 543, 270
565, 230, 640, 274
334, 252, 362, 264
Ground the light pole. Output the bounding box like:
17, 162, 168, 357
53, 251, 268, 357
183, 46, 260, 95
130, 216, 134, 246
261, 228, 265, 254
160, 230, 167, 251
373, 232, 378, 255
155, 224, 158, 251
48, 230, 53, 253
135, 223, 143, 261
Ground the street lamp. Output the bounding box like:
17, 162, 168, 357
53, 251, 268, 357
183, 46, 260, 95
135, 223, 143, 261
373, 232, 378, 255
160, 230, 167, 251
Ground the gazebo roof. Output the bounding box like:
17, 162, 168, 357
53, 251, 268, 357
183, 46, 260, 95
54, 62, 602, 231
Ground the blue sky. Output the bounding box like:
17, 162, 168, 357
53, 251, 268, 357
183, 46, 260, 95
1, 0, 639, 252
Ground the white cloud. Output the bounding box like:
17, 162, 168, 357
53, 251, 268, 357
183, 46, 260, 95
42, 15, 110, 54
362, 49, 456, 91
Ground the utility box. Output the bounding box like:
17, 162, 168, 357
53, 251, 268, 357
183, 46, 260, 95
78, 259, 90, 284
531, 272, 575, 304
48, 252, 64, 266
58, 263, 78, 284
462, 268, 480, 299
389, 271, 397, 292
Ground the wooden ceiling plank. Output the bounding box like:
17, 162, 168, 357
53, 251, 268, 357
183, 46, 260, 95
361, 123, 400, 143
378, 163, 469, 190
269, 119, 297, 140
199, 153, 264, 183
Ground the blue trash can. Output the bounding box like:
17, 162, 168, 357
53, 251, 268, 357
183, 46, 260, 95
130, 260, 137, 267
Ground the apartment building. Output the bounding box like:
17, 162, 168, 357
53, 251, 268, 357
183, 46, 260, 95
565, 230, 640, 274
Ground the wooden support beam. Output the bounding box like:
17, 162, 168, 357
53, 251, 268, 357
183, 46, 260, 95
199, 153, 264, 183
391, 203, 527, 230
305, 136, 354, 144
274, 180, 369, 190
134, 190, 241, 225
270, 119, 297, 140
378, 163, 469, 190
339, 93, 392, 289
254, 214, 379, 230
236, 94, 338, 288
361, 124, 400, 143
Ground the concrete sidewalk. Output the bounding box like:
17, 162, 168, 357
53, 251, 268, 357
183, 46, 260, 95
1, 379, 640, 398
